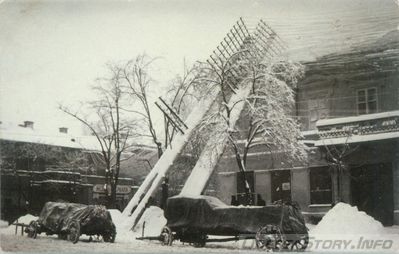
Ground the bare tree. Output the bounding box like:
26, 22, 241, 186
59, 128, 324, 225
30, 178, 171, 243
198, 52, 306, 202
162, 60, 202, 148
114, 55, 202, 159
116, 55, 164, 158
59, 65, 139, 208
322, 135, 359, 202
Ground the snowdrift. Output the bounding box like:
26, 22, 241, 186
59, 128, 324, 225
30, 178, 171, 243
12, 214, 38, 225
0, 214, 38, 235
311, 202, 384, 236
309, 202, 398, 252
109, 206, 166, 243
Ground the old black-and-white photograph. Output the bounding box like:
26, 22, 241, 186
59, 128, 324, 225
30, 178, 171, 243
0, 0, 398, 252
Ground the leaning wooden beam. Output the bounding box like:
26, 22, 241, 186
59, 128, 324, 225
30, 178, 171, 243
121, 89, 219, 222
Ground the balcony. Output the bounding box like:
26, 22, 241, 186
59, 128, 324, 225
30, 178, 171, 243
314, 110, 399, 146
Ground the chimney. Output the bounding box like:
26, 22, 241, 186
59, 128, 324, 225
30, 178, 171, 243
59, 127, 68, 134
23, 121, 34, 129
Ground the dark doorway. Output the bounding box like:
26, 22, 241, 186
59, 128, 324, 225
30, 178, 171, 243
271, 170, 291, 203
351, 163, 393, 226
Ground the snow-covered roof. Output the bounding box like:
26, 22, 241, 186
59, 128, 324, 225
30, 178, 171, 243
0, 124, 158, 156
0, 125, 101, 151
316, 110, 399, 127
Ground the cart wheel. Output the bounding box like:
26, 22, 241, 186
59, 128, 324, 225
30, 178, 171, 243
192, 234, 206, 248
67, 220, 80, 244
103, 231, 116, 243
288, 235, 308, 251
160, 226, 173, 246
27, 221, 38, 239
255, 224, 285, 251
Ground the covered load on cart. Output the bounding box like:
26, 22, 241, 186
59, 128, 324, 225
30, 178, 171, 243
25, 202, 116, 243
159, 195, 308, 250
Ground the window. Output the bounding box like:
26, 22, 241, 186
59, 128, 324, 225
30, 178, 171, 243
309, 167, 332, 204
357, 88, 377, 115
308, 99, 329, 130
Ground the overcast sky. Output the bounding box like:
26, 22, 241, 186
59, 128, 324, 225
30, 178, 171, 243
0, 0, 398, 136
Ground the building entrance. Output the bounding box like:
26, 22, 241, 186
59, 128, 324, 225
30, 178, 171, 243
351, 163, 393, 226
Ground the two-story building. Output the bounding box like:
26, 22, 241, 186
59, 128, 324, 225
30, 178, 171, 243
0, 121, 140, 223
214, 30, 399, 226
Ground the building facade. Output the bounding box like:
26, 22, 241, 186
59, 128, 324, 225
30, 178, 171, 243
214, 31, 399, 226
0, 123, 136, 223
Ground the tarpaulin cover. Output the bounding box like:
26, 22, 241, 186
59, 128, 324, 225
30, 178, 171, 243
37, 202, 115, 235
165, 196, 307, 236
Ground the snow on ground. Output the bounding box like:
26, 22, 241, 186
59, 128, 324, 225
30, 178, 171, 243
309, 202, 399, 252
0, 220, 8, 228
0, 233, 262, 253
1, 205, 399, 253
0, 214, 38, 235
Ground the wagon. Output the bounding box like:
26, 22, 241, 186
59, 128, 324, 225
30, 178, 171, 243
156, 195, 308, 251
25, 202, 116, 244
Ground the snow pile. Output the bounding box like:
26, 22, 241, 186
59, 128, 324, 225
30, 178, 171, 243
133, 206, 166, 237
110, 206, 166, 243
0, 214, 38, 235
311, 203, 384, 236
108, 209, 124, 232
11, 214, 38, 225
108, 209, 123, 223
309, 203, 395, 252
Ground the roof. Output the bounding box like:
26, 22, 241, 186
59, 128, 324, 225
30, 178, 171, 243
0, 123, 158, 153
0, 125, 101, 151
302, 30, 399, 80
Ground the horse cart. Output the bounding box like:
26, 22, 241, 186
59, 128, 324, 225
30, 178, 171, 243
25, 202, 116, 244
139, 195, 308, 251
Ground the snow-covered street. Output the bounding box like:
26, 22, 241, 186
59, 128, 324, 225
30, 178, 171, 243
1, 203, 399, 253
1, 227, 399, 253
0, 233, 260, 253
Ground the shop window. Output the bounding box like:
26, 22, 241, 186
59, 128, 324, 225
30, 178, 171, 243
309, 167, 332, 204
357, 88, 377, 115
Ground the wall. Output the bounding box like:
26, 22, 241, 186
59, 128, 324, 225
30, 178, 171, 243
393, 155, 399, 225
